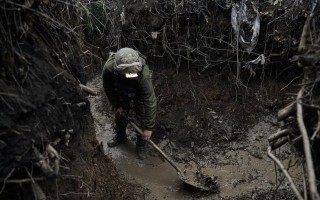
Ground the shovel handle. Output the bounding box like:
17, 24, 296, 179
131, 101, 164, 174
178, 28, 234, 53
127, 119, 183, 174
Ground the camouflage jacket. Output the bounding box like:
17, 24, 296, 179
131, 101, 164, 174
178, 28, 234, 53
102, 53, 157, 130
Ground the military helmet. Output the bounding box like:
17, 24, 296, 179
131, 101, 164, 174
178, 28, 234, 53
114, 47, 144, 78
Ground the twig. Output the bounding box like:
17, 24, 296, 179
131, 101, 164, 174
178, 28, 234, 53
311, 110, 320, 141
267, 146, 304, 200
236, 29, 240, 83
297, 88, 320, 200
59, 192, 94, 196
0, 168, 15, 194
280, 74, 303, 92
0, 177, 46, 183
53, 70, 66, 79
4, 1, 77, 35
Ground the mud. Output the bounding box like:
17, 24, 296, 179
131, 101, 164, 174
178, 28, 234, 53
88, 69, 302, 199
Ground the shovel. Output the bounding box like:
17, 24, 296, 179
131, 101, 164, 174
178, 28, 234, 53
125, 117, 218, 192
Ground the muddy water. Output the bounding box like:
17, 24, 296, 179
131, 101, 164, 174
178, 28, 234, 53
88, 76, 302, 199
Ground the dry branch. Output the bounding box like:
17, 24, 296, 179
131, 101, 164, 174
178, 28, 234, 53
277, 101, 296, 122
268, 128, 293, 143
270, 137, 289, 150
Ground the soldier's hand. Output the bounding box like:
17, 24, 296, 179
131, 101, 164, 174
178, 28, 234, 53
143, 130, 152, 141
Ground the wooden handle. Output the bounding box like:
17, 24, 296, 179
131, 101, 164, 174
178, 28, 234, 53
128, 121, 183, 174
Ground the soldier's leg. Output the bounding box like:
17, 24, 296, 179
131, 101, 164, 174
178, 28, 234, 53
134, 101, 147, 159
107, 104, 129, 147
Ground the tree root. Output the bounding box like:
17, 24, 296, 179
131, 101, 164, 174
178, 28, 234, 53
269, 87, 320, 199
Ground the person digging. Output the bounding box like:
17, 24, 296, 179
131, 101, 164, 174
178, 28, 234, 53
102, 47, 157, 160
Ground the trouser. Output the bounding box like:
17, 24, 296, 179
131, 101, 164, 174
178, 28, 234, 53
114, 100, 146, 148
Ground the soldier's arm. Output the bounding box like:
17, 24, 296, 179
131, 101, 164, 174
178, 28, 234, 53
138, 65, 157, 130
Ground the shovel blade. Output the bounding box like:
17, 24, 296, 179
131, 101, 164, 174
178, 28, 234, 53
178, 173, 219, 193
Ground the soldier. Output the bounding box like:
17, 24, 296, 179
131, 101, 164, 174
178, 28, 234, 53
102, 47, 157, 160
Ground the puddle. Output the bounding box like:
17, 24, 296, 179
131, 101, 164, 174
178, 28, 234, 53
88, 76, 303, 199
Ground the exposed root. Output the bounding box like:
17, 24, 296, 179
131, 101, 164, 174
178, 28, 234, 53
297, 89, 320, 199
268, 128, 293, 143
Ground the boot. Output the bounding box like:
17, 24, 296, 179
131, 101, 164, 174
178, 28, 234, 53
136, 146, 146, 160
136, 138, 147, 160
108, 119, 127, 147
107, 134, 127, 147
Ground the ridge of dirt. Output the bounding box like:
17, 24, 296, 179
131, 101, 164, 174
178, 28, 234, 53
41, 113, 146, 200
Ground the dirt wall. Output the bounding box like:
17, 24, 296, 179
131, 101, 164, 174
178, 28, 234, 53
0, 1, 146, 199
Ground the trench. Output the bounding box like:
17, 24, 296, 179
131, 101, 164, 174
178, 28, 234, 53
88, 75, 302, 199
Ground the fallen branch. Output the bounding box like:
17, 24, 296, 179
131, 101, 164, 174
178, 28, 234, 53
297, 88, 320, 200
268, 128, 293, 143
80, 84, 97, 96
270, 137, 289, 150
277, 101, 296, 122
267, 146, 304, 200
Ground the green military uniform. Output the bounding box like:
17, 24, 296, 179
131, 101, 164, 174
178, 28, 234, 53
102, 48, 157, 158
